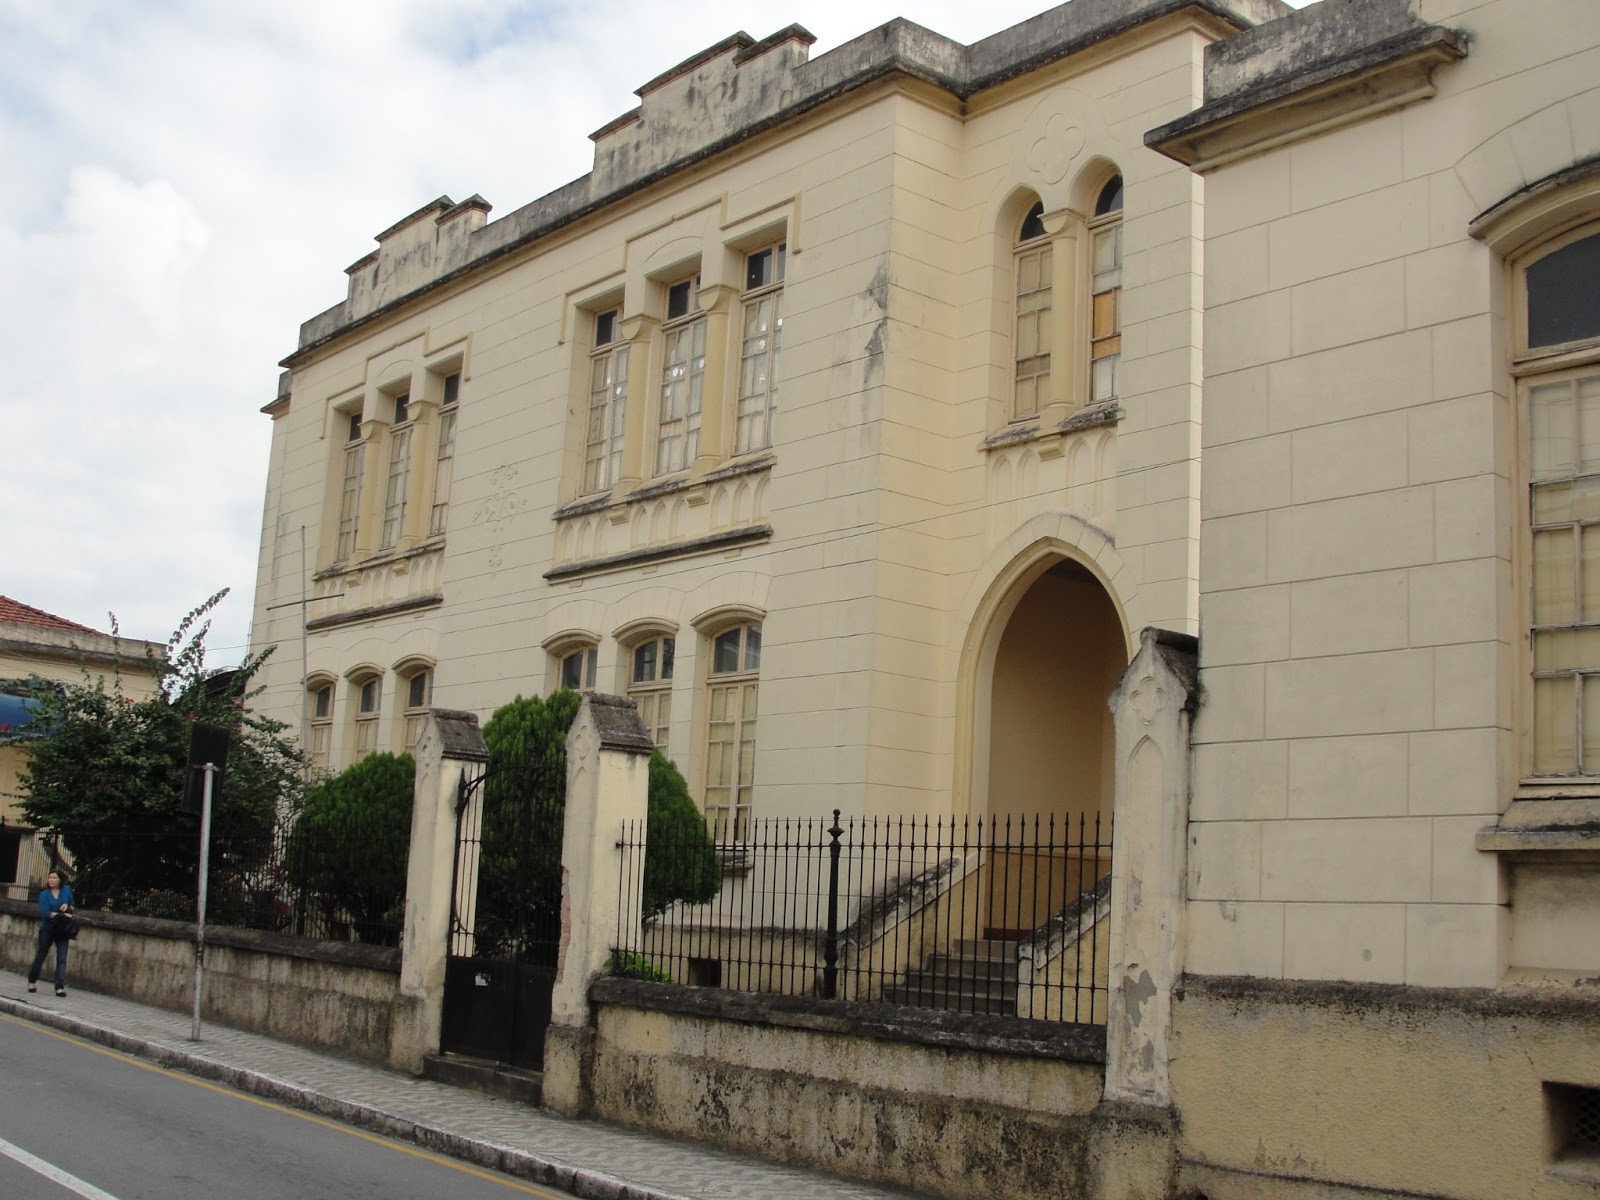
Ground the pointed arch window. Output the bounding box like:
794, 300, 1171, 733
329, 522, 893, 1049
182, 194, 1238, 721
1013, 201, 1052, 421
1089, 175, 1123, 406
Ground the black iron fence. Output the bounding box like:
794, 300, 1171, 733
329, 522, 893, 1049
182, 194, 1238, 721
42, 808, 405, 946
615, 809, 1112, 1025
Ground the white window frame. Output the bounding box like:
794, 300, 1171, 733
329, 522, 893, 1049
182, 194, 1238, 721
1013, 202, 1052, 422
430, 370, 460, 536
585, 310, 628, 494
657, 278, 705, 476
703, 622, 761, 841
1518, 222, 1600, 780
336, 409, 364, 561
736, 243, 785, 455
353, 674, 382, 757
1088, 176, 1124, 407
380, 389, 413, 549
628, 633, 675, 749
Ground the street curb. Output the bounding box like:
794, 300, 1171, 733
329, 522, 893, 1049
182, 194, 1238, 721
0, 993, 694, 1200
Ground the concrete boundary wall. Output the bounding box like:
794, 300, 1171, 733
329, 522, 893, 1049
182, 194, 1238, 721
0, 899, 403, 1066
583, 979, 1170, 1200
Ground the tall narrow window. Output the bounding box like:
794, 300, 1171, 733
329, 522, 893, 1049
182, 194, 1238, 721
430, 371, 460, 536
381, 390, 412, 549
736, 243, 784, 454
402, 668, 431, 754
309, 682, 333, 770
1013, 202, 1052, 421
561, 645, 598, 690
657, 279, 705, 475
336, 410, 363, 561
1523, 226, 1600, 776
354, 676, 381, 757
585, 310, 628, 493
704, 623, 760, 841
629, 634, 675, 747
1089, 176, 1124, 406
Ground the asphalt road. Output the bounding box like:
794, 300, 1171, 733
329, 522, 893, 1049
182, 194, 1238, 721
0, 1013, 580, 1200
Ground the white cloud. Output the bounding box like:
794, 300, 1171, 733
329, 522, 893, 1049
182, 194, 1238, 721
0, 0, 1313, 659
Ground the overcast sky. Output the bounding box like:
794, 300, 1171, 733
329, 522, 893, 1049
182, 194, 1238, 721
0, 0, 1313, 665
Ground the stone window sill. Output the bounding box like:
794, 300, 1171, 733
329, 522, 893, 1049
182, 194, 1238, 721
1476, 794, 1600, 861
980, 401, 1121, 452
314, 537, 444, 583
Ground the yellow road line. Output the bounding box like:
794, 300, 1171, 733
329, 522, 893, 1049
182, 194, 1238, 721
0, 1011, 569, 1199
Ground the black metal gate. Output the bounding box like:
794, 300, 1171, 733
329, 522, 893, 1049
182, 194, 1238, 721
439, 751, 566, 1070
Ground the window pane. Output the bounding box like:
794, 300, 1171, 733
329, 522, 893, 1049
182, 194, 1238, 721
1534, 628, 1600, 672
744, 625, 762, 672
1530, 380, 1575, 481
713, 629, 741, 674
1534, 675, 1577, 774
1534, 528, 1577, 625
562, 652, 583, 690
633, 640, 656, 684
661, 637, 675, 680
407, 671, 429, 709
313, 686, 331, 718
1581, 373, 1600, 474
1584, 527, 1600, 625
442, 372, 460, 406
1585, 676, 1600, 774
1527, 231, 1600, 349
359, 680, 379, 713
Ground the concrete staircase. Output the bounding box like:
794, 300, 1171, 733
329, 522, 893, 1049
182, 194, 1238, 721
881, 937, 1021, 1016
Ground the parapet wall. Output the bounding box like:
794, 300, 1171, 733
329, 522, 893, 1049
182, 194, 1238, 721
582, 979, 1150, 1200
0, 900, 405, 1068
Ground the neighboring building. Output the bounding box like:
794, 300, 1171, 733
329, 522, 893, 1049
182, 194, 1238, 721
248, 0, 1600, 1195
0, 598, 164, 895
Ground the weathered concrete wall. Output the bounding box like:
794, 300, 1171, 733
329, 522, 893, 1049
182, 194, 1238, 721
0, 900, 403, 1066
586, 979, 1118, 1200
1172, 975, 1600, 1199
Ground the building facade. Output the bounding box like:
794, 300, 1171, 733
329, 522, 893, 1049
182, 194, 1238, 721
250, 0, 1289, 831
249, 0, 1600, 1195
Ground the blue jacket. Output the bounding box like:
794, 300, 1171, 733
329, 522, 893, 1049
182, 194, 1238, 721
38, 884, 73, 929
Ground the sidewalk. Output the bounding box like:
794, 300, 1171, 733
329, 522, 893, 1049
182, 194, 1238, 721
0, 974, 927, 1200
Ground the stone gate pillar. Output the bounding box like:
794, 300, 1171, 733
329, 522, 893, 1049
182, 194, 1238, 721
542, 693, 653, 1116
1104, 627, 1199, 1106
390, 708, 488, 1073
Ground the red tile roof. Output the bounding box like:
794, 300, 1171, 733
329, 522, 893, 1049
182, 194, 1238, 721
0, 597, 104, 636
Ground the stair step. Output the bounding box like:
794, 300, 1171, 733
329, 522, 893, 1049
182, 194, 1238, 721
952, 938, 1018, 960
899, 973, 1019, 1000
926, 955, 1019, 982
881, 985, 1017, 1016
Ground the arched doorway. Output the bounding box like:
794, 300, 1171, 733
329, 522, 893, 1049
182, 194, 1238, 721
985, 556, 1126, 827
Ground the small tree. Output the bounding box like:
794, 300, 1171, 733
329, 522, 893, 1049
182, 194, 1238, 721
642, 750, 720, 917
286, 752, 414, 944
468, 690, 719, 954
17, 591, 299, 912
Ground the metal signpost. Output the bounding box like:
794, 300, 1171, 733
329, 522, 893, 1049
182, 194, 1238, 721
190, 760, 217, 1042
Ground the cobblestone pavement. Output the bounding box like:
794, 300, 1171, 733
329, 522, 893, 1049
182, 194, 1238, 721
0, 973, 928, 1200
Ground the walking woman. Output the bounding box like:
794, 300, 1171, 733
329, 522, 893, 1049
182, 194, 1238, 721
27, 869, 74, 997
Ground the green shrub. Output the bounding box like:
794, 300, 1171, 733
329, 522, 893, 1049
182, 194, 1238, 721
286, 751, 414, 943
608, 950, 670, 982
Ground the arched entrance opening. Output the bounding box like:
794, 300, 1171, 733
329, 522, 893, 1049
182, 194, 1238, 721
985, 556, 1126, 828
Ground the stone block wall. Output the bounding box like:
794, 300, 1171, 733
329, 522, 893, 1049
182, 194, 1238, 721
0, 899, 404, 1066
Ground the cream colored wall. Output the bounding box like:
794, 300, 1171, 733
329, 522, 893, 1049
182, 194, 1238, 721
1186, 0, 1600, 990
1172, 980, 1600, 1200
249, 17, 1221, 830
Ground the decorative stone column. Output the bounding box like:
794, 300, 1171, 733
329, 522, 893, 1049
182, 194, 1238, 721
389, 708, 488, 1073
1104, 627, 1200, 1106
542, 693, 653, 1116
